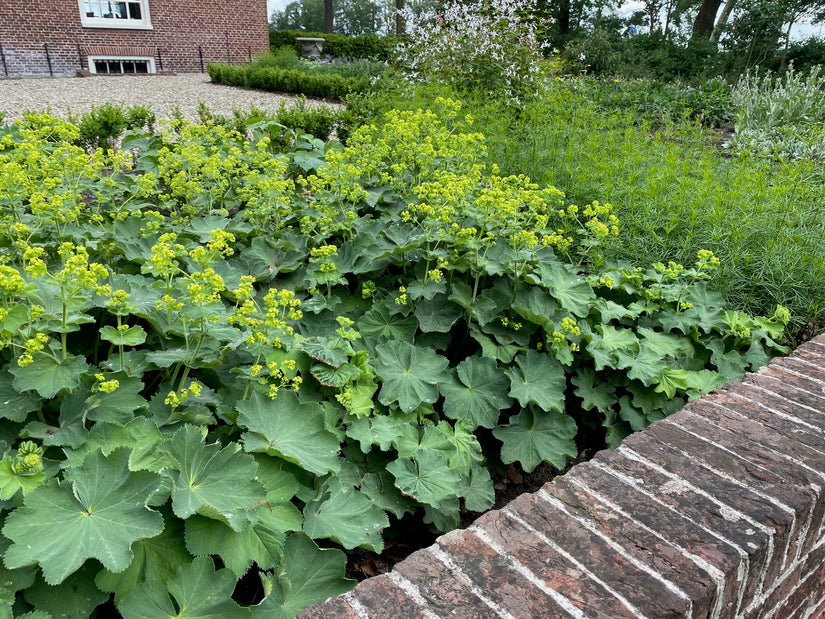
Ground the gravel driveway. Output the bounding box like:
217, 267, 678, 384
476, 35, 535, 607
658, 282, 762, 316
0, 73, 327, 123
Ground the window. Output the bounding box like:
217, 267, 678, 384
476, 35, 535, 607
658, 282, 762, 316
88, 56, 155, 74
79, 0, 152, 29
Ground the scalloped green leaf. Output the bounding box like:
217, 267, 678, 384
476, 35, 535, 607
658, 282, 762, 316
375, 342, 448, 413
83, 374, 148, 426
359, 303, 417, 344
440, 356, 513, 429
303, 488, 389, 552
0, 458, 45, 500
571, 368, 617, 413
652, 367, 689, 399
504, 350, 566, 413
252, 533, 354, 619
493, 407, 577, 472
460, 465, 495, 512
100, 325, 147, 347
536, 262, 595, 317
119, 556, 251, 619
0, 372, 41, 423
3, 449, 164, 585
96, 513, 191, 603
162, 425, 266, 531
24, 563, 109, 619
185, 508, 288, 577
386, 449, 461, 509
310, 362, 360, 387
237, 390, 341, 476
10, 354, 89, 399
414, 295, 462, 333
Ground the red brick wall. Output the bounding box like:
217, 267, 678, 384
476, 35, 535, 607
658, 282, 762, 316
0, 1, 269, 77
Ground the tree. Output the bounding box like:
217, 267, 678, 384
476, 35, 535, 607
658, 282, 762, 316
691, 0, 723, 38
271, 0, 325, 31
325, 0, 334, 32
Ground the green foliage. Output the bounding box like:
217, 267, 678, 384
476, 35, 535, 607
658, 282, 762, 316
71, 102, 156, 152
571, 76, 733, 128
208, 47, 386, 100
727, 65, 825, 161
0, 102, 790, 616
269, 30, 396, 61
366, 80, 825, 337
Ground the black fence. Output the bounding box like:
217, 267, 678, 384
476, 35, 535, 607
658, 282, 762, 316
0, 40, 257, 78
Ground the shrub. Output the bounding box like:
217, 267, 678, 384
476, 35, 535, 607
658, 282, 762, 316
727, 64, 825, 161
393, 0, 550, 103
269, 29, 396, 61
71, 102, 156, 152
208, 49, 382, 99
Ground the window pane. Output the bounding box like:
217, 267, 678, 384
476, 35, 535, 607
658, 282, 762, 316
107, 60, 120, 72
128, 2, 141, 19
94, 60, 109, 73
135, 61, 148, 73
122, 61, 136, 73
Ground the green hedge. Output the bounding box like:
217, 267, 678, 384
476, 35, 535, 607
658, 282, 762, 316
208, 62, 369, 100
269, 29, 396, 61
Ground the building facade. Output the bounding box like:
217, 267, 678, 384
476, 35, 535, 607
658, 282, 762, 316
0, 1, 269, 78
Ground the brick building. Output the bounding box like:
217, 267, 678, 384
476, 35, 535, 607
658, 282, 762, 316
0, 1, 269, 78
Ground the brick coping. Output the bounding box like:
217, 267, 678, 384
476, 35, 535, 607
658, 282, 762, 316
301, 334, 825, 618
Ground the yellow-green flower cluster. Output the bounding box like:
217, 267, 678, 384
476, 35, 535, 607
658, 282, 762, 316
0, 265, 25, 294
165, 381, 203, 409
93, 373, 120, 393
147, 233, 186, 278
17, 333, 49, 367
55, 243, 111, 296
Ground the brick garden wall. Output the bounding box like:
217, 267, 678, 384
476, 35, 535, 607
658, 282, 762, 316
0, 0, 269, 77
302, 334, 825, 618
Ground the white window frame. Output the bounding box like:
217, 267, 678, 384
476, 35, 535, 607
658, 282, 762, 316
78, 0, 153, 29
88, 55, 156, 74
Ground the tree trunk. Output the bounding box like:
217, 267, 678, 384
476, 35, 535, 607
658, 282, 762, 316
556, 0, 571, 36
692, 0, 723, 38
324, 0, 334, 33
395, 0, 405, 36
709, 0, 738, 43
779, 18, 795, 72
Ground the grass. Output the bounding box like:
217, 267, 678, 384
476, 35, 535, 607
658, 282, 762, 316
351, 78, 825, 342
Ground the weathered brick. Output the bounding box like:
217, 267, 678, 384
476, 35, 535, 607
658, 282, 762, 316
540, 475, 718, 617
621, 429, 801, 590
434, 527, 580, 618
645, 416, 824, 564
684, 397, 825, 476
393, 548, 497, 617
500, 489, 693, 617
761, 355, 825, 387
744, 541, 825, 619
348, 574, 432, 619
565, 458, 744, 616
0, 1, 268, 76
723, 380, 825, 436
296, 595, 362, 619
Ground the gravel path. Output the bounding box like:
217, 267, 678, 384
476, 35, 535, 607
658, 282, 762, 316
0, 73, 329, 123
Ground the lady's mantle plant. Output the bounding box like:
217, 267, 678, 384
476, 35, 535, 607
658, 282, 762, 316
0, 106, 788, 617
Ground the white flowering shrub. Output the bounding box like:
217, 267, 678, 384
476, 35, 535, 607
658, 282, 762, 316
393, 0, 550, 103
